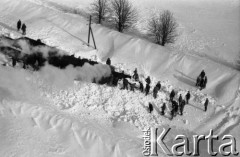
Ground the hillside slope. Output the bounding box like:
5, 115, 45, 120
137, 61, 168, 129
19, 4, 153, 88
0, 0, 240, 156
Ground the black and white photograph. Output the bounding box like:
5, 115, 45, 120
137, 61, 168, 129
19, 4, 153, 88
0, 0, 239, 156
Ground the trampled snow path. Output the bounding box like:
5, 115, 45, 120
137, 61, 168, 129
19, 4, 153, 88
29, 68, 215, 132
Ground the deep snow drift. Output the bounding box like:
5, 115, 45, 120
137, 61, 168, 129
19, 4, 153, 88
0, 0, 240, 157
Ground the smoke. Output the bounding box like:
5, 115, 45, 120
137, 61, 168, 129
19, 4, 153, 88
16, 39, 32, 55
38, 63, 111, 89
0, 61, 111, 103
1, 37, 112, 90
75, 63, 111, 82
0, 38, 13, 47
16, 39, 66, 57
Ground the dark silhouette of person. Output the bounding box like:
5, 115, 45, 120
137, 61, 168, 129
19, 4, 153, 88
204, 98, 209, 112
23, 61, 26, 69
139, 81, 144, 92
132, 68, 139, 81
145, 83, 150, 95
170, 105, 175, 120
170, 90, 175, 101
21, 23, 26, 35
112, 76, 119, 86
178, 94, 182, 105
179, 101, 183, 115
36, 39, 42, 44
196, 75, 201, 87
148, 103, 153, 113
145, 76, 151, 85
179, 100, 186, 115
153, 86, 158, 99
17, 19, 21, 31
200, 70, 205, 78
200, 76, 206, 90
161, 103, 166, 115
122, 78, 128, 90
185, 91, 191, 104
173, 101, 178, 116
12, 57, 16, 67
203, 76, 208, 89
156, 81, 161, 91
106, 58, 111, 65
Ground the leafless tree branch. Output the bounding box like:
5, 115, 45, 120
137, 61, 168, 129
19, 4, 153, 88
111, 0, 137, 32
148, 10, 178, 46
91, 0, 109, 24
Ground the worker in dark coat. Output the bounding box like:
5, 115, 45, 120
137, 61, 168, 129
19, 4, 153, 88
106, 58, 111, 65
200, 70, 205, 78
21, 23, 26, 35
112, 76, 119, 86
200, 77, 205, 90
185, 91, 191, 104
145, 76, 151, 85
132, 68, 139, 81
173, 101, 178, 116
179, 101, 183, 115
160, 103, 166, 115
145, 83, 150, 95
156, 81, 161, 91
204, 98, 209, 112
12, 57, 16, 67
139, 81, 144, 92
178, 94, 182, 106
179, 100, 185, 115
196, 76, 201, 87
122, 78, 128, 90
17, 19, 21, 31
170, 104, 175, 120
203, 76, 208, 89
169, 90, 175, 102
153, 86, 158, 99
148, 103, 153, 113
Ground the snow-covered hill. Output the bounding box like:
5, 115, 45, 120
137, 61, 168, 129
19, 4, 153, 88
0, 0, 239, 157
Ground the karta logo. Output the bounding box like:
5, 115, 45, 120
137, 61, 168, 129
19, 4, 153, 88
142, 127, 239, 156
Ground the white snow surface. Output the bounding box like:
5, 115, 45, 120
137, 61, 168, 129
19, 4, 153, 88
0, 0, 240, 157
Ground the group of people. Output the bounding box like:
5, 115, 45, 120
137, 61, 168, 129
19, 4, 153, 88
17, 19, 27, 35
168, 90, 190, 119
123, 69, 161, 100
148, 90, 189, 119
151, 89, 208, 120
106, 58, 161, 98
106, 58, 210, 120
196, 70, 208, 90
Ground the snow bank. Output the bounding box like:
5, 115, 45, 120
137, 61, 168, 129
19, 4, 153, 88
0, 0, 240, 156
0, 65, 145, 157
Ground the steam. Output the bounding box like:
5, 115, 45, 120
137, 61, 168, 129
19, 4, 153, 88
17, 39, 31, 54
16, 39, 66, 57
1, 37, 112, 89
38, 63, 111, 89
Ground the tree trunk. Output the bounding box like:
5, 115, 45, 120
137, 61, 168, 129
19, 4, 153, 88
98, 15, 101, 24
118, 23, 122, 32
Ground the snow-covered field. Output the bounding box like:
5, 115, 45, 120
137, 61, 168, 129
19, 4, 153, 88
0, 0, 240, 156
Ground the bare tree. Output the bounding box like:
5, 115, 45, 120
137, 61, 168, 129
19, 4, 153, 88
148, 10, 178, 46
111, 0, 137, 32
91, 0, 109, 24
